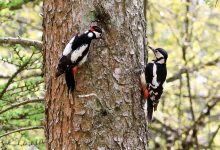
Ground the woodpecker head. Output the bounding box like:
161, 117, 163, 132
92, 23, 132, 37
89, 26, 102, 39
149, 46, 168, 64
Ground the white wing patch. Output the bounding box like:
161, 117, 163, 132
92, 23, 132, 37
79, 53, 88, 66
63, 36, 75, 56
151, 63, 159, 89
71, 44, 88, 63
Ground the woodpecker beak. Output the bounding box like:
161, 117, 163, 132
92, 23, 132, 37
148, 46, 156, 56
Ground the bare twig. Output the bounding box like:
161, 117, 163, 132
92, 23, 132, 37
183, 98, 220, 148
0, 98, 44, 115
0, 72, 43, 81
0, 126, 44, 139
167, 58, 220, 83
149, 4, 182, 47
0, 75, 11, 79
78, 93, 100, 98
184, 98, 220, 137
0, 37, 42, 50
181, 1, 199, 148
14, 72, 43, 82
208, 125, 220, 148
154, 118, 178, 135
78, 93, 103, 105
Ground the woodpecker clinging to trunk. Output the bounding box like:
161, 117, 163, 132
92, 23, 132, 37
140, 46, 168, 122
56, 26, 102, 91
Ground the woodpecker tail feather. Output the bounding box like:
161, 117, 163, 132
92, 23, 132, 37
147, 99, 154, 122
56, 70, 64, 78
65, 67, 75, 92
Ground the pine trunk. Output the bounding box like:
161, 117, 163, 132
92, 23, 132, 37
43, 0, 147, 149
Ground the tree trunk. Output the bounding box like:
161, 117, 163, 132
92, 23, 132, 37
43, 0, 147, 149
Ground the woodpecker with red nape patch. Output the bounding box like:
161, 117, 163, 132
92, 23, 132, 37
140, 46, 168, 122
56, 26, 102, 91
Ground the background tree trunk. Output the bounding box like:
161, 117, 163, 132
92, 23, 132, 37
43, 0, 147, 149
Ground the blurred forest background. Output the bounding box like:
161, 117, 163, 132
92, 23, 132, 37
0, 0, 219, 149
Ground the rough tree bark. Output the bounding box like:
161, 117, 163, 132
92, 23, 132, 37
43, 0, 147, 149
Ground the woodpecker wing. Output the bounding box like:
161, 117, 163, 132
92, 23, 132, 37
145, 62, 154, 83
63, 36, 77, 56
150, 63, 167, 108
155, 63, 167, 85
70, 44, 89, 64
55, 35, 78, 77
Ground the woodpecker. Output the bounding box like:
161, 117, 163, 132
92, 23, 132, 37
56, 26, 102, 91
140, 46, 168, 122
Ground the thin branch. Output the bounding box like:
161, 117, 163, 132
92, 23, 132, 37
14, 72, 43, 82
149, 3, 182, 47
144, 0, 147, 22
167, 58, 220, 83
0, 57, 20, 67
182, 1, 198, 148
184, 98, 220, 136
0, 53, 34, 100
0, 98, 44, 115
174, 94, 220, 100
0, 75, 11, 79
154, 118, 179, 135
0, 72, 43, 81
0, 126, 44, 139
10, 111, 45, 120
208, 125, 220, 148
16, 19, 42, 31
0, 37, 42, 50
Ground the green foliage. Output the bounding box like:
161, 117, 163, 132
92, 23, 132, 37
0, 0, 219, 149
0, 1, 44, 149
0, 0, 41, 10
148, 0, 220, 149
0, 0, 27, 10
204, 0, 218, 6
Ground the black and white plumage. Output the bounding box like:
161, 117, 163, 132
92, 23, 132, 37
56, 26, 102, 91
140, 46, 168, 122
